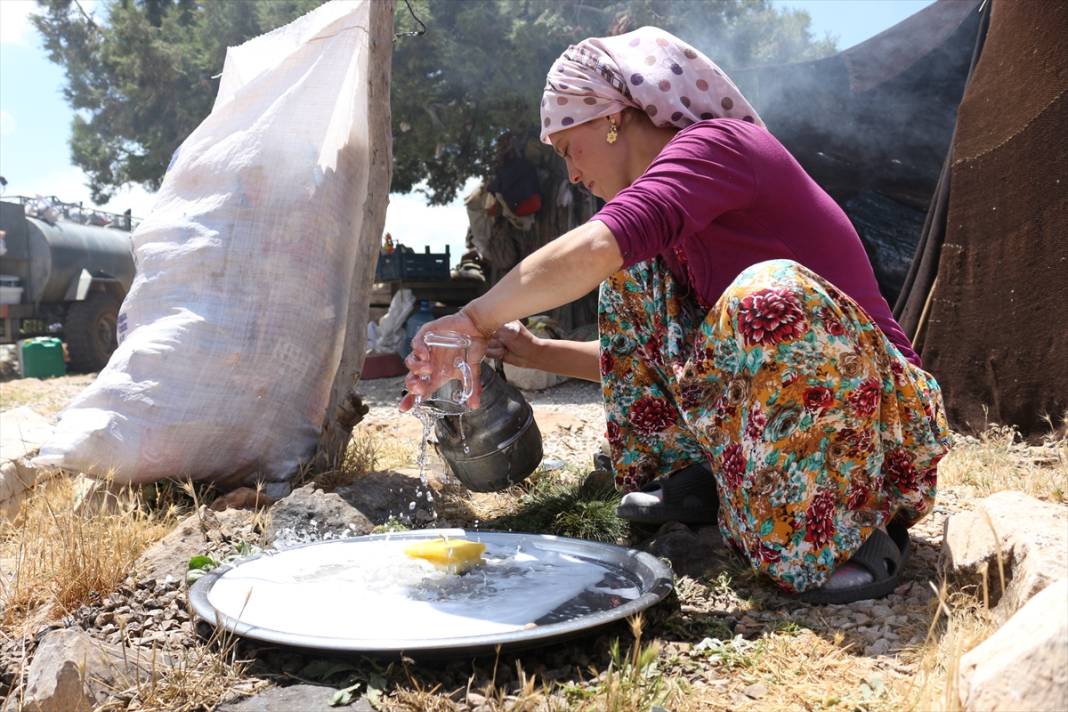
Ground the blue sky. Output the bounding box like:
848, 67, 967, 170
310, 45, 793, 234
1, 0, 935, 264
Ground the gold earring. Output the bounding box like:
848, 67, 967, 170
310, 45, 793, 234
606, 119, 618, 144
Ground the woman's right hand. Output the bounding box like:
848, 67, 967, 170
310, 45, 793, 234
485, 321, 544, 370
399, 309, 490, 413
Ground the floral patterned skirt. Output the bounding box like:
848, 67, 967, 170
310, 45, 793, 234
598, 258, 950, 593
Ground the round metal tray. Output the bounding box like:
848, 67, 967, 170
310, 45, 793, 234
188, 529, 673, 656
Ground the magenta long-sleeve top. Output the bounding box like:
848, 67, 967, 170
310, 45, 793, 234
592, 118, 920, 367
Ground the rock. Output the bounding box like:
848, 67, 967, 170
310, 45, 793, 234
865, 638, 891, 656
0, 407, 54, 462
71, 474, 130, 516
267, 484, 374, 545
498, 316, 570, 391
211, 486, 276, 511
0, 407, 59, 520
214, 507, 256, 540
941, 491, 1068, 616
217, 684, 374, 711
0, 457, 59, 521
743, 682, 768, 700
503, 362, 568, 391
22, 629, 175, 712
639, 523, 730, 578
958, 578, 1068, 711
335, 469, 444, 526
578, 468, 614, 498
134, 508, 228, 583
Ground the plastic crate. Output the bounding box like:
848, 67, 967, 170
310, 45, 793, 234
375, 245, 450, 282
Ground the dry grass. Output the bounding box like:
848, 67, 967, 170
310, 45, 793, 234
389, 614, 689, 712
95, 625, 266, 712
0, 477, 178, 631
906, 583, 998, 712
676, 627, 908, 711
0, 373, 97, 419
585, 615, 687, 711
311, 425, 418, 491
937, 415, 1068, 503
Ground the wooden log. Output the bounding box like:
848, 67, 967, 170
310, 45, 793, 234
316, 0, 395, 467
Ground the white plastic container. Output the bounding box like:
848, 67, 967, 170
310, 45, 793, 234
0, 275, 22, 305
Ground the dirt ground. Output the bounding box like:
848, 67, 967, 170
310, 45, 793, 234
1, 371, 1065, 711
0, 372, 97, 419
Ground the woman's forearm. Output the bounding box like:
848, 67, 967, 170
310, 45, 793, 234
464, 220, 622, 335
528, 338, 601, 382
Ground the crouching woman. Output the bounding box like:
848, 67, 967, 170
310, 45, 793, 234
401, 26, 949, 604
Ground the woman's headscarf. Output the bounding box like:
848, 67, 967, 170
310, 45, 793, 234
540, 26, 763, 143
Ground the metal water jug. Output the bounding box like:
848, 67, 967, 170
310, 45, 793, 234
433, 362, 543, 492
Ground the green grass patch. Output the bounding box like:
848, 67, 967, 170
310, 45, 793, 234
487, 471, 627, 543
371, 517, 411, 534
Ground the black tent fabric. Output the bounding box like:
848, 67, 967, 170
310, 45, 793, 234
908, 0, 1068, 435
733, 0, 1066, 434
733, 0, 982, 305
894, 2, 991, 338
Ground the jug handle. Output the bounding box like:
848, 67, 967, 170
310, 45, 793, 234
455, 358, 474, 403
493, 358, 508, 382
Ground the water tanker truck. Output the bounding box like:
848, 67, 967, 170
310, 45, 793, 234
0, 196, 136, 372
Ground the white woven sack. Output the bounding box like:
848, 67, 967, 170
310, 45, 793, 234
36, 1, 376, 495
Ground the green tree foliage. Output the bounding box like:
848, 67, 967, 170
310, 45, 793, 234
33, 0, 834, 205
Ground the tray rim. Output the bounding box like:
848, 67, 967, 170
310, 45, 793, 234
187, 528, 674, 655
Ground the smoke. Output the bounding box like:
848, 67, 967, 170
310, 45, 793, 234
725, 0, 982, 208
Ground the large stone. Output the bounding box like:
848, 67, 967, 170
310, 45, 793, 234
134, 507, 253, 583
640, 522, 730, 578
0, 407, 54, 462
0, 407, 59, 521
70, 474, 128, 516
941, 491, 1068, 617
22, 629, 175, 712
958, 578, 1068, 711
335, 469, 444, 526
218, 684, 374, 711
502, 362, 568, 392
267, 484, 374, 546
0, 458, 58, 521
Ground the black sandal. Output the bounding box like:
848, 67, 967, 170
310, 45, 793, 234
616, 463, 719, 525
797, 521, 909, 605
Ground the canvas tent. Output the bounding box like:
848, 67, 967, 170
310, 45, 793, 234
895, 0, 1068, 436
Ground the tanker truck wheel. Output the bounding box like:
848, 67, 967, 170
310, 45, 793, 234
65, 292, 121, 372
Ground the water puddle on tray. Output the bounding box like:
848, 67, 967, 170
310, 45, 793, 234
206, 536, 644, 641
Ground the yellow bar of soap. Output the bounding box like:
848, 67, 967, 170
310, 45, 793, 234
404, 538, 486, 572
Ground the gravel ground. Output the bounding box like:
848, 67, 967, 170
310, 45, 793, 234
2, 373, 1035, 710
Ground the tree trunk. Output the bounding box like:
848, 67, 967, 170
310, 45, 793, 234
315, 0, 394, 467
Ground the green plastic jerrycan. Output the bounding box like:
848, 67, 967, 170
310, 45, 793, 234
19, 337, 67, 379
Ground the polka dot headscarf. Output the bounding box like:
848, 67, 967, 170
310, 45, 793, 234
540, 26, 763, 144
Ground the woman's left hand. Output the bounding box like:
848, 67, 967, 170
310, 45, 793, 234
399, 309, 489, 412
